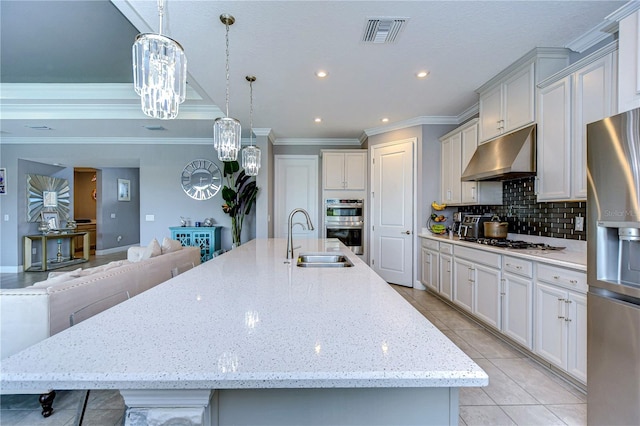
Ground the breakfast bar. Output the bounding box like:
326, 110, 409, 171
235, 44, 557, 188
0, 238, 488, 425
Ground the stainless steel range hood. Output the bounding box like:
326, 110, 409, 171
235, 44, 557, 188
461, 124, 536, 181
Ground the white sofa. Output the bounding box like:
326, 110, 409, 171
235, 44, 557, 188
1, 240, 200, 360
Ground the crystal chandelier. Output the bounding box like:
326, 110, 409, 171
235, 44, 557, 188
242, 76, 261, 176
213, 14, 241, 161
132, 0, 187, 120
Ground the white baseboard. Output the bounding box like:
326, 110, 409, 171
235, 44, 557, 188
0, 265, 22, 274
95, 244, 137, 256
413, 279, 426, 290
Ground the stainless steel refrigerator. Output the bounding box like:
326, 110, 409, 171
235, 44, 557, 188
586, 107, 640, 425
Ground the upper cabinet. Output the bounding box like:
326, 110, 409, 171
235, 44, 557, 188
536, 42, 617, 201
440, 119, 502, 206
618, 9, 640, 113
477, 48, 571, 144
322, 150, 367, 191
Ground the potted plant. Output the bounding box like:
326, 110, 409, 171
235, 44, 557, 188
221, 160, 259, 247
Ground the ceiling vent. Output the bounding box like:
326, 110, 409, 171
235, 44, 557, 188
362, 18, 408, 44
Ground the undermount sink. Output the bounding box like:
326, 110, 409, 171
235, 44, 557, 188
296, 252, 353, 268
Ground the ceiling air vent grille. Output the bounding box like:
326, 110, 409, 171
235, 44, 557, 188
362, 18, 408, 44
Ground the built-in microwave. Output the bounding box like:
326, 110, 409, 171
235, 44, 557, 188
324, 199, 364, 255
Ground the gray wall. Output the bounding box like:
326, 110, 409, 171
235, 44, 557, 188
0, 142, 257, 270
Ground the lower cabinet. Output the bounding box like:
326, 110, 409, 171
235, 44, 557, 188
452, 246, 502, 330
418, 236, 586, 384
439, 243, 453, 301
534, 264, 588, 384
420, 239, 439, 292
502, 256, 534, 350
169, 226, 222, 263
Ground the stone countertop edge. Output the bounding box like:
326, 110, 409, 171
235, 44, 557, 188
418, 233, 586, 271
0, 238, 488, 393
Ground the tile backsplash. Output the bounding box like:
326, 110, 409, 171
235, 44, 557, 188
458, 177, 587, 240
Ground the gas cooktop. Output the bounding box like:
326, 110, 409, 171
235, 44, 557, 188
461, 238, 566, 251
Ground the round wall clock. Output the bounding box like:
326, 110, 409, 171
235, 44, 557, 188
181, 159, 222, 200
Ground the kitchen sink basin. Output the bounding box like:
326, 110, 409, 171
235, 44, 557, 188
296, 253, 353, 268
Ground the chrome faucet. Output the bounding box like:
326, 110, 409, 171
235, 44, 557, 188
286, 208, 315, 259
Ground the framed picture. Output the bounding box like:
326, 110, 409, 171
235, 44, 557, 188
118, 179, 130, 201
41, 211, 59, 230
0, 168, 6, 195
43, 190, 58, 207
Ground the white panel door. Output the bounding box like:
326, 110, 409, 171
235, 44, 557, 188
371, 140, 414, 286
273, 155, 319, 239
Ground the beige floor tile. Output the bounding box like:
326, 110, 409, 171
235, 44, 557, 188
546, 404, 587, 426
454, 329, 524, 359
441, 329, 484, 359
460, 387, 495, 406
490, 358, 584, 405
429, 309, 482, 330
421, 310, 451, 331
473, 359, 538, 405
500, 405, 565, 425
460, 406, 516, 426
11, 409, 76, 426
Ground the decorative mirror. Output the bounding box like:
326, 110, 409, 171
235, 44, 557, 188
27, 174, 71, 222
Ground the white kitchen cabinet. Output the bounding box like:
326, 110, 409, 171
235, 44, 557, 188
618, 9, 640, 113
453, 245, 502, 330
440, 119, 502, 206
477, 48, 570, 144
501, 256, 534, 350
420, 239, 439, 293
439, 244, 453, 301
536, 43, 617, 201
440, 132, 462, 205
322, 150, 366, 190
534, 264, 587, 384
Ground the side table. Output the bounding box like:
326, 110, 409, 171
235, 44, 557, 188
24, 232, 90, 272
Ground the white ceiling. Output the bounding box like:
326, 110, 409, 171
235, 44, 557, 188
0, 0, 630, 145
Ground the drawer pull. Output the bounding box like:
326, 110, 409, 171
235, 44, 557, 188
570, 279, 577, 284
554, 276, 560, 280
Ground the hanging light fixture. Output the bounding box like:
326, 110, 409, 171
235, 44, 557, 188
242, 75, 261, 176
132, 0, 187, 120
213, 14, 241, 161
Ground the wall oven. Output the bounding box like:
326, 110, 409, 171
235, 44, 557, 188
325, 199, 364, 255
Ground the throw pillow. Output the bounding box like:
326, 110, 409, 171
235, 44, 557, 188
141, 238, 162, 260
47, 267, 83, 279
33, 268, 84, 288
161, 237, 183, 254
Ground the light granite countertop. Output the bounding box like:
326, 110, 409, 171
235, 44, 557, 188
418, 233, 587, 271
0, 238, 488, 392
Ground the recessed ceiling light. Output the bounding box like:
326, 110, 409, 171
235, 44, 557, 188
416, 70, 430, 79
315, 70, 328, 78
314, 117, 322, 123
381, 118, 389, 123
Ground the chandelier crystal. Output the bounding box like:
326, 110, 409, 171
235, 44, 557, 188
213, 14, 241, 161
132, 0, 187, 120
242, 75, 261, 176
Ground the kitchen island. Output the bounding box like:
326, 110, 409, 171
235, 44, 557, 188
1, 238, 487, 425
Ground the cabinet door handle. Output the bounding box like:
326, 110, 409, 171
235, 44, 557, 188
402, 230, 411, 235
447, 261, 451, 273
557, 298, 565, 319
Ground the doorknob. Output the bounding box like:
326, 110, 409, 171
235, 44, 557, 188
402, 230, 411, 235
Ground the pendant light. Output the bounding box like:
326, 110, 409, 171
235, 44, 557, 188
213, 14, 241, 161
132, 0, 187, 120
242, 75, 261, 176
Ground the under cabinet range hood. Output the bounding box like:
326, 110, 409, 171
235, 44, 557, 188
461, 125, 536, 181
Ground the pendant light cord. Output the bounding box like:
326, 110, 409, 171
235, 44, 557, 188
225, 22, 231, 118
157, 0, 164, 36
249, 79, 254, 147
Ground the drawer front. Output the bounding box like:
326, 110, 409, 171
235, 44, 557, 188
454, 245, 501, 268
440, 243, 453, 255
503, 256, 534, 278
536, 263, 588, 293
421, 238, 439, 251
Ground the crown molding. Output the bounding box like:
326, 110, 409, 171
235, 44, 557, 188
272, 138, 361, 146
457, 103, 479, 123
605, 1, 640, 22
0, 136, 215, 145
0, 83, 203, 101
0, 103, 221, 120
565, 20, 617, 53
364, 115, 459, 137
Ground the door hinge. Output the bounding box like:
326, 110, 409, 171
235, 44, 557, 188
372, 259, 375, 265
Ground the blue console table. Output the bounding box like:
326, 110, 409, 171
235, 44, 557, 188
169, 226, 222, 263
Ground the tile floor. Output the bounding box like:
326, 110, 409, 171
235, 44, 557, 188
393, 285, 587, 426
1, 256, 587, 425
